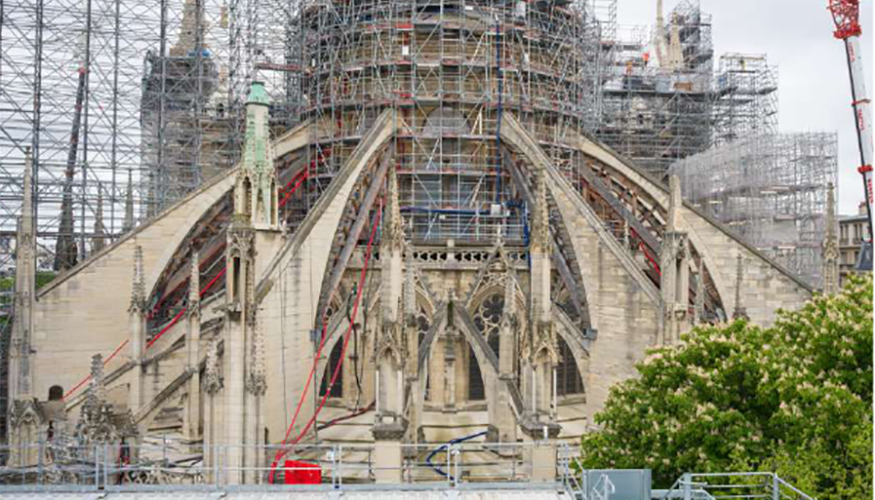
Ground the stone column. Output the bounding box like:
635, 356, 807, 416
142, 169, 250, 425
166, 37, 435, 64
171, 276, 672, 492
183, 252, 202, 442
223, 224, 253, 485
660, 176, 690, 344
402, 247, 421, 444
521, 165, 560, 481
495, 271, 518, 445
245, 319, 267, 484
128, 245, 147, 413
203, 338, 222, 482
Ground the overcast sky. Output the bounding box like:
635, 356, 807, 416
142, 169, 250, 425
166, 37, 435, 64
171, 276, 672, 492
618, 0, 874, 215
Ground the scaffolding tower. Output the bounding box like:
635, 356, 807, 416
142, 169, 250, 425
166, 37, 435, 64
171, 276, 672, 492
595, 0, 714, 178
712, 53, 779, 145
670, 132, 838, 288
291, 0, 607, 242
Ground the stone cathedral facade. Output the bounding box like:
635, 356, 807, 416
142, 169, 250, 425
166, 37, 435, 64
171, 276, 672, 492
3, 0, 816, 484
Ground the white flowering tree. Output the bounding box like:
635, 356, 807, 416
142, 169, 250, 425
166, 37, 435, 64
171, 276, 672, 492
578, 275, 873, 500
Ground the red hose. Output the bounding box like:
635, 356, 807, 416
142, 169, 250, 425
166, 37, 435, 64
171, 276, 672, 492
268, 200, 382, 483
62, 338, 130, 400
279, 170, 309, 208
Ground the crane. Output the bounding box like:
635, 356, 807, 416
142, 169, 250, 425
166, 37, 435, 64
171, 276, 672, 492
829, 0, 874, 256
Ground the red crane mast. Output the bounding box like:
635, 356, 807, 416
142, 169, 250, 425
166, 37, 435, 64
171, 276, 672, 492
829, 0, 874, 248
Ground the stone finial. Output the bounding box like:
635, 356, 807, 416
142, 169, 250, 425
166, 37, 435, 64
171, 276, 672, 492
122, 170, 134, 233
129, 245, 146, 313
88, 354, 106, 409
238, 81, 277, 228
204, 338, 222, 395
531, 165, 551, 253
822, 182, 839, 295
732, 253, 748, 320
384, 164, 404, 252
92, 189, 106, 253
188, 251, 200, 315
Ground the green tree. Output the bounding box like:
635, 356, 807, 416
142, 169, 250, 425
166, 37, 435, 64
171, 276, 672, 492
578, 275, 873, 500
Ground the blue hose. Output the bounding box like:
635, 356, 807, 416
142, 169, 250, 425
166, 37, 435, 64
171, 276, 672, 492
425, 430, 489, 480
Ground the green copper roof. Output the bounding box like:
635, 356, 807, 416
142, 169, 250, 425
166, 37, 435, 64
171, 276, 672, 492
247, 81, 270, 106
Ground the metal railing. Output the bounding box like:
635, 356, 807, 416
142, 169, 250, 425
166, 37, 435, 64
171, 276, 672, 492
0, 440, 562, 492
656, 472, 816, 500
0, 441, 819, 499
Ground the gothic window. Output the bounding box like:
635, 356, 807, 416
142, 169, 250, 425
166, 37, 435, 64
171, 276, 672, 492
319, 340, 344, 398
417, 310, 431, 400
472, 294, 504, 345
556, 336, 583, 396
468, 293, 504, 401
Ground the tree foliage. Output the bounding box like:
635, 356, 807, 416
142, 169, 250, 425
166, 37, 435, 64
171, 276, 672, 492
578, 275, 873, 500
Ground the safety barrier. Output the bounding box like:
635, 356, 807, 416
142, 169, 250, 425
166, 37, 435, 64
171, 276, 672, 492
655, 472, 816, 500
0, 441, 818, 499
0, 440, 563, 492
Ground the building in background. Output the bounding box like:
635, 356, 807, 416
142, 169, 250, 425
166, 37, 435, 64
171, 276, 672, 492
839, 202, 873, 285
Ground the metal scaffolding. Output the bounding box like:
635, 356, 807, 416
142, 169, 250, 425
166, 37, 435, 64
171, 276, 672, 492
593, 2, 779, 180
670, 132, 838, 288
0, 0, 298, 271
292, 0, 609, 242
712, 53, 779, 145
595, 0, 714, 178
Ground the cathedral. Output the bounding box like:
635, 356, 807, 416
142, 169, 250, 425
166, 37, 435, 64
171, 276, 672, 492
2, 0, 815, 486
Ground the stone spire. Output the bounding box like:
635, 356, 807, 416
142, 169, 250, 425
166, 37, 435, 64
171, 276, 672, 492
122, 170, 135, 233
188, 251, 201, 316
381, 164, 406, 324
531, 166, 551, 254
822, 182, 839, 295
87, 354, 107, 408
129, 245, 146, 313
732, 254, 748, 320
236, 81, 278, 229
11, 147, 36, 399
92, 189, 106, 253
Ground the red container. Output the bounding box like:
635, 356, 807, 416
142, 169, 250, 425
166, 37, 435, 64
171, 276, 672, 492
283, 460, 322, 485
